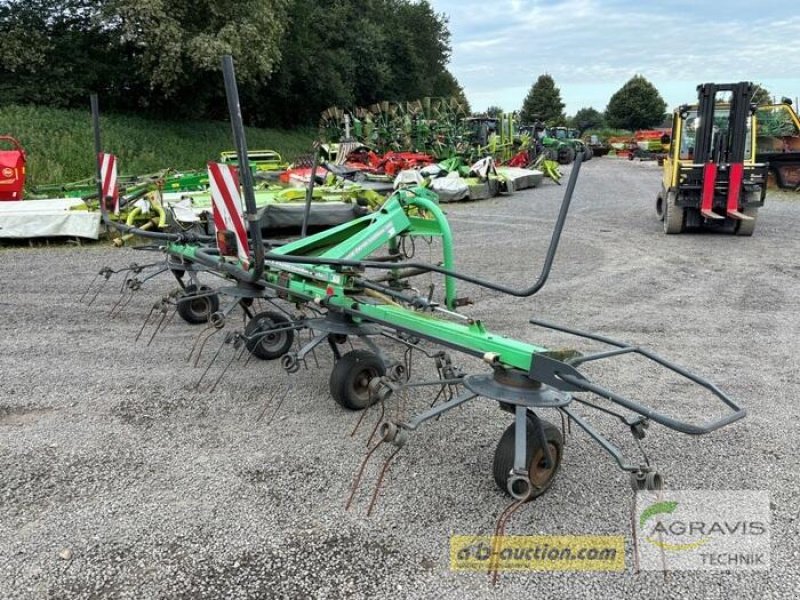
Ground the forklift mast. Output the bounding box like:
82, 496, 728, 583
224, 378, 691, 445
693, 82, 754, 165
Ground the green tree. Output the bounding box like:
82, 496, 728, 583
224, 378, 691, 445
752, 84, 772, 105
259, 0, 459, 126
431, 70, 470, 113
572, 107, 603, 133
519, 74, 565, 125
485, 105, 503, 118
605, 75, 666, 130
0, 0, 133, 108
110, 0, 288, 117
0, 0, 464, 127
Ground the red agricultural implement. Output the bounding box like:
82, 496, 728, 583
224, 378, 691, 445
0, 136, 26, 201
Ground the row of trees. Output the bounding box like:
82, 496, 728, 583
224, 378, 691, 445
519, 74, 667, 132
517, 74, 774, 133
0, 0, 468, 127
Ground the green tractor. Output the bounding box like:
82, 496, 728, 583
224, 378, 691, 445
518, 123, 582, 165
546, 127, 593, 163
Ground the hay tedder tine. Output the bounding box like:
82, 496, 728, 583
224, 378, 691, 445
108, 288, 133, 318
187, 324, 219, 365
345, 439, 385, 512
195, 332, 232, 390
135, 303, 158, 342
366, 445, 403, 517
489, 496, 530, 585
364, 399, 387, 447
146, 304, 171, 346
208, 334, 246, 393
81, 267, 113, 305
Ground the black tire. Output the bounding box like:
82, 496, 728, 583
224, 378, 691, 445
558, 146, 575, 165
583, 146, 593, 162
329, 350, 386, 410
492, 417, 563, 499
663, 191, 684, 234
735, 206, 758, 236
177, 285, 219, 324
656, 192, 665, 221
244, 311, 294, 360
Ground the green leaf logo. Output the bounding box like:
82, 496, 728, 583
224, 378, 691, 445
640, 500, 678, 527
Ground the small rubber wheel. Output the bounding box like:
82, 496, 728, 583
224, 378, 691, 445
329, 350, 386, 410
244, 311, 294, 360
734, 206, 758, 236
492, 417, 563, 499
177, 284, 219, 324
583, 147, 593, 162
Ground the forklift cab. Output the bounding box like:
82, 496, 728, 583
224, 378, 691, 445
675, 106, 754, 162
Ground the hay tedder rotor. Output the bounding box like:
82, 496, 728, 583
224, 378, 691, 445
86, 57, 746, 538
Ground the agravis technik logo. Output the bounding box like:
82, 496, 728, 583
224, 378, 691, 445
635, 491, 770, 570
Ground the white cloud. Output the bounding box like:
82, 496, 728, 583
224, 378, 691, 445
432, 0, 800, 113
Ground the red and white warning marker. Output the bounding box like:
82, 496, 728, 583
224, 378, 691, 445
98, 152, 119, 214
207, 162, 250, 269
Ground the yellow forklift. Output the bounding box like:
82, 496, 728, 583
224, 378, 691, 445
656, 82, 767, 235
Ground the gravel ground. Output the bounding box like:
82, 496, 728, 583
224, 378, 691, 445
1, 158, 798, 599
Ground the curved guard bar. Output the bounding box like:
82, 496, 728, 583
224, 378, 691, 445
528, 317, 746, 435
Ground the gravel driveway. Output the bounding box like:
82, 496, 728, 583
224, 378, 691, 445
1, 158, 798, 599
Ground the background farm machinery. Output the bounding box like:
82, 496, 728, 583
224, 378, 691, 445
318, 102, 558, 175
86, 57, 748, 552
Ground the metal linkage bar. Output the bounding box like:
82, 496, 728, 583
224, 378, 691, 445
558, 406, 639, 472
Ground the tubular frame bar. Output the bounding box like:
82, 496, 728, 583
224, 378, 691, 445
529, 318, 746, 435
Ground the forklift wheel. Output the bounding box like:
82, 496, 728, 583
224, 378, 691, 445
492, 418, 563, 499
329, 350, 386, 410
734, 207, 758, 236
244, 311, 294, 360
656, 193, 665, 221
663, 191, 684, 234
177, 285, 219, 324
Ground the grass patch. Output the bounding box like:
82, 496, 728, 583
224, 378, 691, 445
0, 104, 315, 188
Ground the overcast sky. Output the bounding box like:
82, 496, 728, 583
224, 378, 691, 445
430, 0, 800, 115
